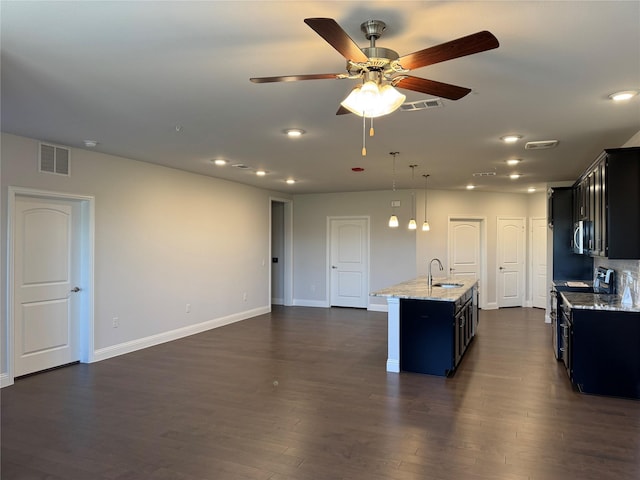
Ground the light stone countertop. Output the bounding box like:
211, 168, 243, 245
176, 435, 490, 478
560, 292, 640, 313
370, 276, 478, 302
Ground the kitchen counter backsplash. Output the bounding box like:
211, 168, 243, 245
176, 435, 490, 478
594, 259, 640, 307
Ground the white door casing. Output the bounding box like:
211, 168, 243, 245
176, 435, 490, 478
7, 187, 94, 385
530, 217, 547, 309
329, 217, 369, 308
497, 217, 526, 308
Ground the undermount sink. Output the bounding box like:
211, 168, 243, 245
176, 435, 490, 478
432, 282, 463, 288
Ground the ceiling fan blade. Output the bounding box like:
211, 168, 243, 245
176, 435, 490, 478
304, 18, 369, 62
398, 31, 499, 70
336, 105, 351, 115
395, 76, 471, 100
250, 73, 344, 83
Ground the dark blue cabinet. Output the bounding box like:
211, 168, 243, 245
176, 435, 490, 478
570, 309, 640, 399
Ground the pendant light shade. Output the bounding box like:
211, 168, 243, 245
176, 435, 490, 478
408, 218, 417, 230
341, 81, 406, 118
388, 214, 399, 228
422, 174, 431, 232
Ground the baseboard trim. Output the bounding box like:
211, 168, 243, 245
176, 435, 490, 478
292, 299, 330, 308
1, 372, 14, 388
93, 306, 270, 363
368, 303, 388, 312
484, 302, 499, 310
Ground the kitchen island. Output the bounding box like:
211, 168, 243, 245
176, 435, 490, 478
371, 276, 478, 376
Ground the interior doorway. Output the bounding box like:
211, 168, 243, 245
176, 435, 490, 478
7, 187, 94, 383
448, 217, 487, 308
270, 198, 293, 306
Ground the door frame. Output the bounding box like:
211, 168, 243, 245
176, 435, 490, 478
269, 197, 293, 307
448, 216, 488, 309
496, 216, 526, 308
5, 187, 95, 386
326, 216, 370, 308
528, 216, 547, 309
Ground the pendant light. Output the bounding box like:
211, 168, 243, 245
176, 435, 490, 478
388, 152, 399, 228
408, 165, 418, 230
422, 174, 431, 231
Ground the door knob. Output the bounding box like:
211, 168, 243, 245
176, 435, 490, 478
332, 266, 337, 269
70, 286, 81, 293
499, 266, 504, 270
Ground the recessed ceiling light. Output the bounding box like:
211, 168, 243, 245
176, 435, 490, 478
283, 128, 305, 137
500, 134, 522, 144
506, 158, 521, 166
609, 90, 638, 101
528, 187, 537, 193
510, 173, 522, 180
256, 170, 266, 176
213, 158, 227, 166
83, 140, 98, 148
466, 185, 475, 190
286, 178, 296, 184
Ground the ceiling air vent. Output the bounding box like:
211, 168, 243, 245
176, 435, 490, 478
231, 163, 250, 169
525, 140, 559, 150
472, 172, 497, 177
400, 99, 444, 112
39, 142, 70, 176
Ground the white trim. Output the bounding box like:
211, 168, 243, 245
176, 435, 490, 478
386, 297, 400, 372
529, 216, 548, 310
292, 299, 330, 308
484, 302, 499, 310
368, 303, 388, 312
1, 373, 13, 388
93, 306, 269, 362
5, 187, 95, 386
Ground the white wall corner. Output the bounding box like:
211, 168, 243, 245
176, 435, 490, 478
1, 372, 14, 388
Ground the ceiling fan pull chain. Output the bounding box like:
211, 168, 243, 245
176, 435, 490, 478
370, 117, 375, 137
361, 112, 367, 156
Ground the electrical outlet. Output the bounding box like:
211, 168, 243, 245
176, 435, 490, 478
185, 303, 191, 313
112, 316, 119, 328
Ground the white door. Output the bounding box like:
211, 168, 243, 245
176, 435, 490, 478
448, 220, 481, 280
497, 217, 526, 308
531, 217, 547, 309
13, 196, 81, 376
329, 218, 369, 308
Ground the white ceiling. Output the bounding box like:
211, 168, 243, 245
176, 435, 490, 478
2, 1, 639, 194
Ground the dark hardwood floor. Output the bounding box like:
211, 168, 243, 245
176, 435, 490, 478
2, 306, 639, 479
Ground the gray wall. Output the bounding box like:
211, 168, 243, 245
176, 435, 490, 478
292, 187, 545, 309
1, 133, 289, 381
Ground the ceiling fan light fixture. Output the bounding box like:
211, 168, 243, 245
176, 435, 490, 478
341, 81, 405, 118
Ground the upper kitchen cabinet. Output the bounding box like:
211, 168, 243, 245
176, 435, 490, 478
574, 146, 640, 259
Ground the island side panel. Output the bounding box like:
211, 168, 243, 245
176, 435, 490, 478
386, 297, 400, 372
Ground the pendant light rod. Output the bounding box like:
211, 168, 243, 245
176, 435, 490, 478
388, 152, 400, 228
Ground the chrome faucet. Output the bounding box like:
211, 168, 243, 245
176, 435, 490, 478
428, 258, 444, 288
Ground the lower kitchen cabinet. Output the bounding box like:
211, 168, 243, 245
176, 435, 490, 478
570, 309, 640, 399
400, 289, 476, 377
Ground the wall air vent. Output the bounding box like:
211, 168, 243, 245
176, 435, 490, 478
400, 98, 444, 112
525, 140, 559, 150
39, 143, 70, 176
472, 172, 497, 177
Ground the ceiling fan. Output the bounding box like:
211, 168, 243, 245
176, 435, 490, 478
250, 18, 499, 116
